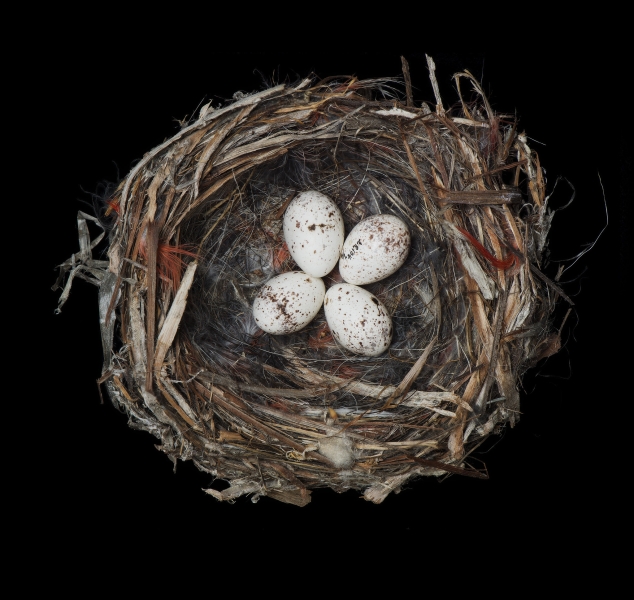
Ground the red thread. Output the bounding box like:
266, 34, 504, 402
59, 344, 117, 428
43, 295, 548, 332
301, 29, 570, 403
457, 226, 515, 270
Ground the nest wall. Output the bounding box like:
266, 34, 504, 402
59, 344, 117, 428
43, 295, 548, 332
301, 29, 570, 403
56, 61, 568, 505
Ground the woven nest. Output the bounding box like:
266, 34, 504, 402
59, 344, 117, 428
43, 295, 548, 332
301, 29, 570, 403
56, 58, 571, 505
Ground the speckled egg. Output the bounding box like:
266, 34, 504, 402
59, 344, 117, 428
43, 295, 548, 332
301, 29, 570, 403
283, 191, 345, 278
323, 283, 392, 357
339, 214, 410, 285
253, 272, 325, 335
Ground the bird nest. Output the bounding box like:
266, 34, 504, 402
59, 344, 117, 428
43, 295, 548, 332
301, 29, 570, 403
55, 57, 570, 505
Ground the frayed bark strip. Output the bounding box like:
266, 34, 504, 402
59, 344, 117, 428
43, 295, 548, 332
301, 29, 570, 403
444, 189, 523, 205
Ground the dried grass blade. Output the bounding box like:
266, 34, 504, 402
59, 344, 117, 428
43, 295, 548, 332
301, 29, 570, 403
384, 335, 438, 408
146, 163, 170, 223
462, 161, 527, 186
530, 263, 575, 305
153, 261, 198, 373
425, 54, 444, 114
401, 55, 414, 107
156, 377, 200, 430
400, 128, 434, 214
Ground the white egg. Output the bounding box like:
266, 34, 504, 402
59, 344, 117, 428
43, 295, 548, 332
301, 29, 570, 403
323, 283, 392, 357
253, 272, 325, 335
283, 191, 345, 278
339, 214, 411, 285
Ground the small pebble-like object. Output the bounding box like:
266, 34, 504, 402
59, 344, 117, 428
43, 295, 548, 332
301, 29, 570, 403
339, 214, 410, 285
253, 272, 325, 335
283, 191, 345, 277
318, 436, 355, 468
323, 283, 392, 357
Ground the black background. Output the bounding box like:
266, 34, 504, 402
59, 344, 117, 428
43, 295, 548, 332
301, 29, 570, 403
42, 43, 627, 558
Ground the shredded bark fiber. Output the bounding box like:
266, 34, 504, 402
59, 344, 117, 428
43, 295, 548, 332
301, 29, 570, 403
55, 57, 568, 505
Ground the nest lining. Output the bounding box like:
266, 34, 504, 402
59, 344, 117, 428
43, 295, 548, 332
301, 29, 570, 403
56, 58, 568, 505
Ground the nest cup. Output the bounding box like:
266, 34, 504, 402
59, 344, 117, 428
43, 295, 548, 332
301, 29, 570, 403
57, 59, 568, 505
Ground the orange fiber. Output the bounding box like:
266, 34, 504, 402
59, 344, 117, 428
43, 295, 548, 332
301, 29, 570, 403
105, 197, 121, 217
139, 238, 198, 289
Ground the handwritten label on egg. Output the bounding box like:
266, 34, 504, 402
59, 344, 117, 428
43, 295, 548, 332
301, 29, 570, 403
341, 239, 363, 261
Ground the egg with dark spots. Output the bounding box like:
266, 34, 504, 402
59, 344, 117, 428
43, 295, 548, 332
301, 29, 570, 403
323, 284, 392, 356
253, 272, 325, 335
283, 191, 344, 277
339, 214, 410, 285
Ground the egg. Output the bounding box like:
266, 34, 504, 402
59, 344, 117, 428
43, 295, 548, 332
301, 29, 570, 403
323, 283, 392, 357
253, 272, 325, 335
283, 190, 345, 278
338, 214, 411, 285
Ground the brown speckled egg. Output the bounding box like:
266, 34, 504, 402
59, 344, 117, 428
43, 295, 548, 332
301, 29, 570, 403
253, 272, 325, 335
283, 191, 345, 277
323, 283, 392, 357
339, 214, 410, 285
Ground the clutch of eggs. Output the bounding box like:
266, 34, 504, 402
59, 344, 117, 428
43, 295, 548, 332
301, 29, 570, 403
251, 192, 412, 356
